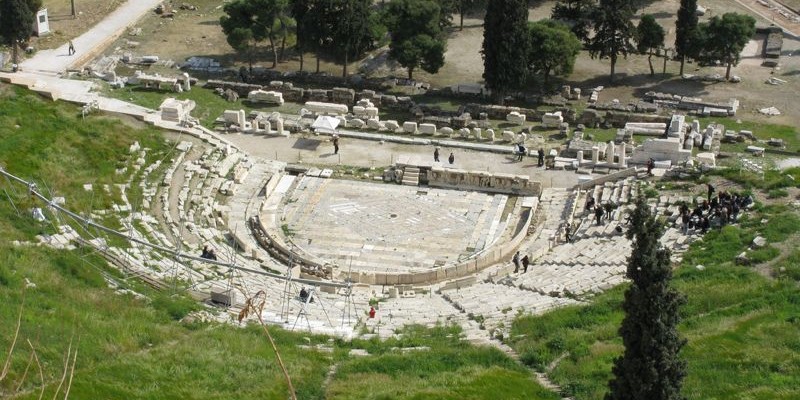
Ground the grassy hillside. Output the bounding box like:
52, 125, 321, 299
509, 204, 800, 399
0, 85, 552, 399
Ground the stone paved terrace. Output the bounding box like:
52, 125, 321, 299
280, 176, 513, 274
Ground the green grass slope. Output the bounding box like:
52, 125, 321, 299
509, 204, 800, 400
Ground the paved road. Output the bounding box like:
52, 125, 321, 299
21, 0, 163, 75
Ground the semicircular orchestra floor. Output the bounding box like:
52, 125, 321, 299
280, 176, 513, 275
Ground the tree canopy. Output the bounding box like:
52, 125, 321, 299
696, 12, 756, 80
606, 196, 687, 400
384, 0, 446, 80
527, 20, 582, 87
675, 0, 699, 75
0, 0, 42, 64
482, 0, 529, 103
551, 0, 597, 43
329, 0, 376, 77
588, 0, 637, 83
636, 14, 665, 76
220, 0, 289, 69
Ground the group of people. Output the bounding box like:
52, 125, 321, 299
433, 147, 456, 164
511, 145, 548, 168
679, 184, 752, 235
585, 196, 619, 227
512, 250, 530, 273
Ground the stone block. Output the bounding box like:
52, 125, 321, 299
403, 121, 418, 134
247, 90, 284, 105
419, 123, 437, 135
348, 118, 365, 129
440, 127, 454, 136
506, 111, 526, 125
542, 111, 563, 127
385, 120, 400, 131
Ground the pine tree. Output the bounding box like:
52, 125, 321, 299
481, 0, 529, 104
588, 0, 636, 83
606, 196, 687, 400
675, 0, 698, 76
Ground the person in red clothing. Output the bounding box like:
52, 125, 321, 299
369, 306, 376, 319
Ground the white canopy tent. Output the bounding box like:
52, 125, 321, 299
311, 115, 340, 134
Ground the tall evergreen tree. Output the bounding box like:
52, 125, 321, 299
0, 0, 41, 65
675, 0, 698, 76
588, 0, 636, 83
482, 0, 529, 103
606, 196, 687, 400
290, 0, 313, 72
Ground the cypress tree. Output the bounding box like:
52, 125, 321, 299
675, 0, 698, 76
606, 196, 687, 400
481, 0, 529, 104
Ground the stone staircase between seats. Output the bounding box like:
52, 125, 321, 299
401, 166, 420, 186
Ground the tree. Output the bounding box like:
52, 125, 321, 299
0, 0, 42, 65
527, 20, 581, 87
675, 0, 698, 76
329, 0, 376, 78
588, 0, 637, 83
454, 0, 486, 30
551, 0, 597, 43
435, 0, 456, 30
220, 0, 288, 70
606, 196, 687, 400
384, 0, 446, 80
696, 13, 755, 80
290, 0, 313, 72
482, 0, 529, 103
636, 14, 665, 76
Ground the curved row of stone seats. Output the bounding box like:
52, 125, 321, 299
513, 260, 628, 297
536, 236, 632, 267
363, 293, 468, 338
441, 282, 579, 333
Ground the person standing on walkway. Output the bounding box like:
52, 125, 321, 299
448, 152, 455, 164
521, 254, 530, 273
706, 183, 715, 202
517, 144, 526, 161
434, 147, 440, 162
512, 251, 521, 273
537, 148, 545, 167
68, 40, 75, 56
332, 134, 339, 154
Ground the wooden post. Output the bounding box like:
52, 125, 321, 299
71, 0, 76, 18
